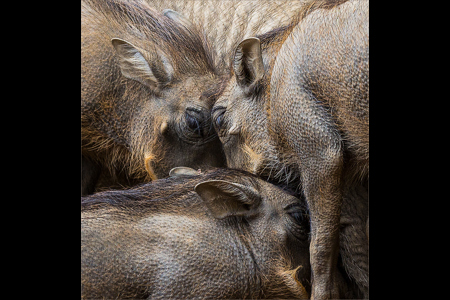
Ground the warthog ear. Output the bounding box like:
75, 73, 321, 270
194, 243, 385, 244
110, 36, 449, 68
194, 180, 261, 219
233, 37, 264, 89
111, 38, 173, 90
169, 167, 199, 177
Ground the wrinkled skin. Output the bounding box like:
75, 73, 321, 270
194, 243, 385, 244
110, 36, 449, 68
81, 0, 226, 195
81, 168, 316, 299
213, 0, 368, 298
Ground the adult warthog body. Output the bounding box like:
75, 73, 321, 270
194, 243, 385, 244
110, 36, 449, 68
81, 0, 225, 195
81, 168, 313, 299
212, 0, 368, 298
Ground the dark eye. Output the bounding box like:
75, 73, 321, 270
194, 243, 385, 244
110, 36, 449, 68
216, 112, 224, 128
212, 107, 226, 129
185, 112, 203, 137
289, 211, 303, 224
285, 202, 309, 240
285, 203, 305, 224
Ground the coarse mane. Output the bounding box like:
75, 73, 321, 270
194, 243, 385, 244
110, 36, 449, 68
82, 0, 218, 75
81, 173, 196, 211
81, 168, 272, 211
81, 168, 300, 213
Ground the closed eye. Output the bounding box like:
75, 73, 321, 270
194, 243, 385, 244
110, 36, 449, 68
289, 211, 303, 223
284, 202, 309, 240
284, 203, 305, 224
212, 106, 226, 130
215, 112, 224, 128
185, 112, 202, 137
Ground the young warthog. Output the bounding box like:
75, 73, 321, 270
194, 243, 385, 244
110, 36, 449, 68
81, 168, 313, 299
212, 0, 368, 298
81, 0, 226, 195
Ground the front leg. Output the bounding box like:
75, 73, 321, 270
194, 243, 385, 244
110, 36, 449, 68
302, 149, 343, 300
270, 82, 344, 299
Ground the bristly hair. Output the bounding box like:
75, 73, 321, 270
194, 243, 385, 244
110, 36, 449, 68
82, 0, 221, 185
81, 167, 301, 213
234, 0, 353, 196
82, 168, 256, 210
82, 0, 217, 75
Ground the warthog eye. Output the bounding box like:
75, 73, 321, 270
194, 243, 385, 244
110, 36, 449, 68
284, 202, 309, 240
179, 107, 216, 143
212, 106, 226, 130
216, 113, 224, 128
285, 203, 306, 224
185, 112, 203, 137
289, 211, 303, 223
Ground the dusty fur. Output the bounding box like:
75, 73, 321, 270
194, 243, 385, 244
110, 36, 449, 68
82, 168, 311, 299
213, 0, 368, 298
82, 0, 224, 191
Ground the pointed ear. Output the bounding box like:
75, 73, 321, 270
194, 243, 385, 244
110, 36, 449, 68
233, 37, 264, 88
111, 38, 173, 90
194, 180, 261, 219
169, 167, 199, 177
